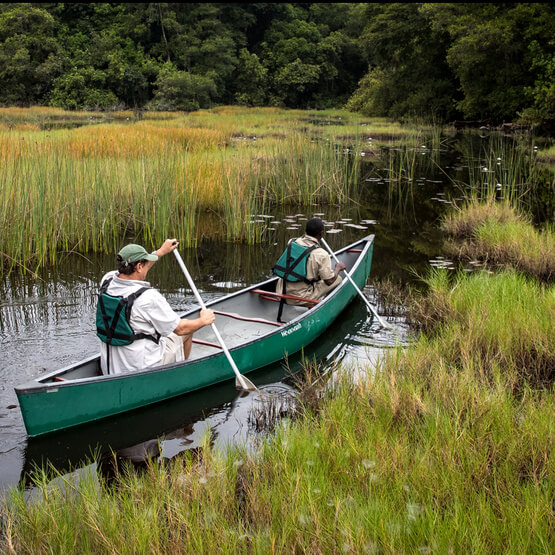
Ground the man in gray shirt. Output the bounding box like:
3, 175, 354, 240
276, 218, 346, 305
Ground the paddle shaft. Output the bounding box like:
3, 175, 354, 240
173, 249, 258, 391
321, 238, 390, 329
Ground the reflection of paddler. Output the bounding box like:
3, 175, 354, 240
274, 218, 346, 315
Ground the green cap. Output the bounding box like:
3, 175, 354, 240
118, 244, 158, 265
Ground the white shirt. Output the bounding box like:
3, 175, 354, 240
99, 271, 180, 374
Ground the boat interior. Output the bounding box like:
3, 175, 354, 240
36, 241, 368, 384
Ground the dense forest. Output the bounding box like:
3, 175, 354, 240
0, 3, 553, 129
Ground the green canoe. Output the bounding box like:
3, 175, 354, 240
15, 235, 375, 437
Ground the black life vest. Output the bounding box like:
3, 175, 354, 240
96, 278, 161, 346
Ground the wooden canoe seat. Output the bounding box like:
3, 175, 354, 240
250, 289, 320, 307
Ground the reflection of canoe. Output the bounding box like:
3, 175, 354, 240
15, 235, 375, 437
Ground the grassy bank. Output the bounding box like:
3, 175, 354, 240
3, 212, 553, 552
442, 200, 555, 281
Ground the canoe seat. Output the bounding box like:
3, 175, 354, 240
250, 289, 320, 307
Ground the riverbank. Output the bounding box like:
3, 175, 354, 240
2, 203, 552, 552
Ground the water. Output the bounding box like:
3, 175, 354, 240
0, 130, 549, 494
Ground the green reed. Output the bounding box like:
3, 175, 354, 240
442, 199, 555, 282
0, 109, 367, 272
4, 267, 553, 552
456, 131, 541, 210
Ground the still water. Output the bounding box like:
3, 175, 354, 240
0, 130, 549, 493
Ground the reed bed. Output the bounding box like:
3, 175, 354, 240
0, 108, 367, 271
536, 143, 555, 165
454, 132, 542, 211
3, 267, 553, 553
442, 200, 555, 281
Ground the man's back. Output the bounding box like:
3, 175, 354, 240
275, 233, 340, 305
98, 271, 179, 374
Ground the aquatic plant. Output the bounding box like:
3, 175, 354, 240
0, 108, 365, 272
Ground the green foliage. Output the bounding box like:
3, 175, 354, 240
349, 3, 458, 120
422, 3, 555, 123
0, 4, 62, 105
0, 3, 552, 125
149, 62, 216, 111
49, 67, 118, 111
233, 49, 268, 106
520, 40, 555, 131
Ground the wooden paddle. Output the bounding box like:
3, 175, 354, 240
321, 238, 391, 330
173, 249, 259, 392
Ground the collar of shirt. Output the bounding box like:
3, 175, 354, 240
298, 233, 321, 247
112, 272, 151, 288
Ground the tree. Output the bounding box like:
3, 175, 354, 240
232, 49, 268, 106
423, 3, 555, 123
49, 67, 118, 110
274, 58, 321, 107
0, 4, 62, 105
347, 3, 457, 120
149, 62, 217, 111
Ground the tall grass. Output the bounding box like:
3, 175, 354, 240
0, 108, 364, 272
442, 199, 555, 281
408, 269, 554, 388
3, 269, 553, 552
455, 132, 541, 210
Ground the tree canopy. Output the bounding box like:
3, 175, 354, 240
0, 3, 552, 129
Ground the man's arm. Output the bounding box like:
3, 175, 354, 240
173, 309, 215, 336
324, 261, 346, 286
141, 238, 180, 273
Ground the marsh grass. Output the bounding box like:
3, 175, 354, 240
442, 200, 555, 281
408, 269, 554, 389
536, 143, 555, 167
4, 268, 553, 552
0, 107, 368, 271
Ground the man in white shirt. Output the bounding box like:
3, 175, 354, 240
97, 239, 215, 375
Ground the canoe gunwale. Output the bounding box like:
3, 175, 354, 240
15, 235, 375, 396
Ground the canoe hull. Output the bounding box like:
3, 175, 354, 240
16, 236, 374, 436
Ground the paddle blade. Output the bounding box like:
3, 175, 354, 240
236, 374, 258, 391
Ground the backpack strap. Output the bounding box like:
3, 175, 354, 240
124, 287, 161, 344
98, 278, 161, 345
276, 242, 318, 323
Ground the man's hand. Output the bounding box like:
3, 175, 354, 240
199, 309, 215, 326
156, 238, 179, 257
324, 261, 346, 286
334, 262, 346, 274
174, 309, 215, 336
